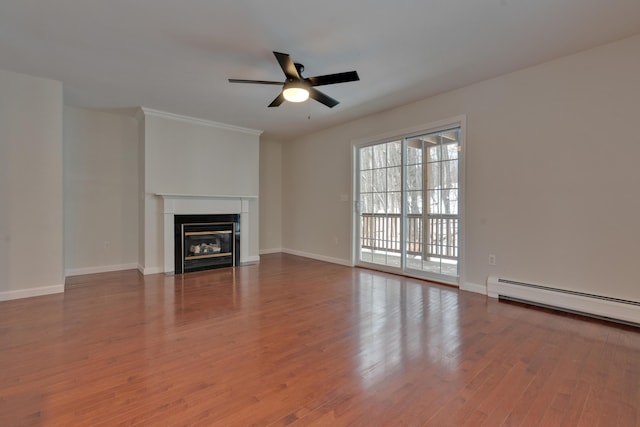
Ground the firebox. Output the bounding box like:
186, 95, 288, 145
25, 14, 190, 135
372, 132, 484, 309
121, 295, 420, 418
174, 214, 240, 274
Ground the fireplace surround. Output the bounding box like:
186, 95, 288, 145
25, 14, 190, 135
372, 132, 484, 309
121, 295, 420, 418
157, 193, 258, 274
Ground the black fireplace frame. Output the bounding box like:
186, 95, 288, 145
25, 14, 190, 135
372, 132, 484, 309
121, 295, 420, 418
174, 214, 240, 274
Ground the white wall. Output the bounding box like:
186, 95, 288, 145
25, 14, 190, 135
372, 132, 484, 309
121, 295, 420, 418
63, 107, 139, 276
0, 69, 64, 300
259, 138, 283, 253
282, 34, 640, 301
141, 109, 261, 273
144, 113, 260, 196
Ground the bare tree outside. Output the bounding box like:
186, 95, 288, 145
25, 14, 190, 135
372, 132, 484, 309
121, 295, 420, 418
358, 128, 460, 276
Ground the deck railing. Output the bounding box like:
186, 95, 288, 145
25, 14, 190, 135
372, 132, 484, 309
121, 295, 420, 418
361, 213, 458, 260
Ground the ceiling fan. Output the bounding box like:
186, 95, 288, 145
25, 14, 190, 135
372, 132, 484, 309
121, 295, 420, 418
228, 51, 360, 108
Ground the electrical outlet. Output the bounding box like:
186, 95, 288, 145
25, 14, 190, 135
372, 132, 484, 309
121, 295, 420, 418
103, 241, 110, 251
488, 254, 496, 266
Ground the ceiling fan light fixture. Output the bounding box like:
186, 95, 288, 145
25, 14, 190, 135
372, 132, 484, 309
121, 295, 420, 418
282, 81, 309, 103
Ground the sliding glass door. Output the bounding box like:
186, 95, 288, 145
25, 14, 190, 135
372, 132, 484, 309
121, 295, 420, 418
355, 124, 462, 284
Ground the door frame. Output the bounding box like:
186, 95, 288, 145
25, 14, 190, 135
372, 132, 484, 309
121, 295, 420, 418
350, 115, 466, 286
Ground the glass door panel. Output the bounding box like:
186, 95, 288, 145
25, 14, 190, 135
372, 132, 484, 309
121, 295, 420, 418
405, 129, 460, 277
358, 141, 402, 268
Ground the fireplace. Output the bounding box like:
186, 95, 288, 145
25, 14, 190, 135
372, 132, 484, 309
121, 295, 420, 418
157, 193, 258, 275
174, 214, 240, 274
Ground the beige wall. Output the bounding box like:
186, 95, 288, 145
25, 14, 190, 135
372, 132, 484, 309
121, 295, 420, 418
259, 138, 283, 253
282, 124, 354, 265
282, 34, 640, 301
0, 69, 64, 299
4, 34, 638, 302
63, 107, 139, 275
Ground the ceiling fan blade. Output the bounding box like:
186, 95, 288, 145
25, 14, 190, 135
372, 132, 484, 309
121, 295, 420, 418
309, 88, 339, 108
268, 93, 285, 108
306, 71, 360, 87
228, 79, 283, 85
273, 51, 301, 80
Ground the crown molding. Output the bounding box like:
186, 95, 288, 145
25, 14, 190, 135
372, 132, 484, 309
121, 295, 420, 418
156, 193, 258, 200
139, 107, 263, 136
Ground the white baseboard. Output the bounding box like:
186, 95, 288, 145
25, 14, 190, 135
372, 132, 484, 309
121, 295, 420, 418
138, 265, 163, 275
281, 248, 353, 267
241, 255, 261, 264
0, 284, 64, 301
65, 263, 138, 277
460, 281, 487, 295
259, 248, 283, 255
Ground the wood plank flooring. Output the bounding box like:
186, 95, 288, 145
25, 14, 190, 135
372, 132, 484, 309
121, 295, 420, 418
1, 253, 638, 426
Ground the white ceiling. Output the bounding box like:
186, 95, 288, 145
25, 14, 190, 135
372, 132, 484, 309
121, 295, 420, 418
1, 1, 639, 140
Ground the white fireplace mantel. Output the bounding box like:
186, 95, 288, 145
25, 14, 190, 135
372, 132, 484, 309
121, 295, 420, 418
157, 193, 258, 273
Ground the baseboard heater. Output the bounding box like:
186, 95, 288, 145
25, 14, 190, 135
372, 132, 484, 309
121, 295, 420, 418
487, 275, 640, 327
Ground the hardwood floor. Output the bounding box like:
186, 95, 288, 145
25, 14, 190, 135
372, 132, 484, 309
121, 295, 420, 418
1, 253, 638, 426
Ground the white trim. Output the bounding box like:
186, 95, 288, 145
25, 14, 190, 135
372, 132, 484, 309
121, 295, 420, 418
350, 137, 357, 267
139, 265, 163, 275
487, 275, 640, 325
140, 107, 263, 136
0, 284, 64, 301
460, 281, 487, 295
241, 256, 261, 264
282, 248, 353, 267
156, 193, 258, 200
65, 263, 138, 277
457, 115, 467, 288
259, 248, 283, 255
352, 115, 467, 147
